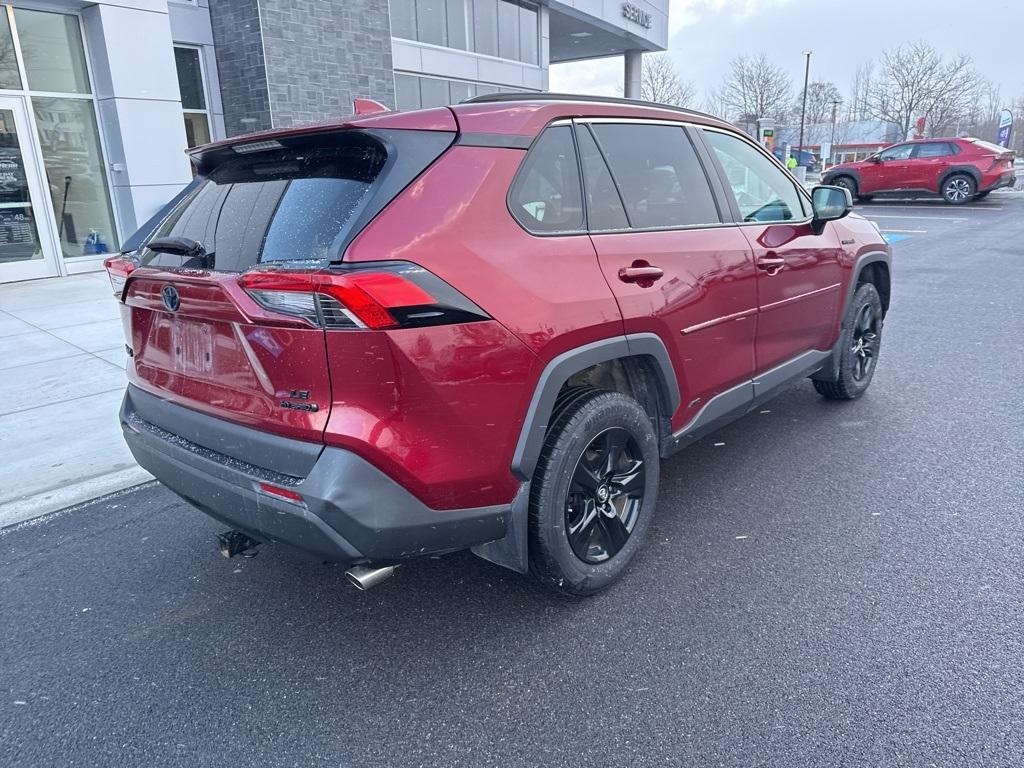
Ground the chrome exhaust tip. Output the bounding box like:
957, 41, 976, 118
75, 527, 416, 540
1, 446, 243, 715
345, 565, 396, 591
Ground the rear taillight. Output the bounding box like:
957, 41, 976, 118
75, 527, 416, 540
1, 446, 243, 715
238, 262, 489, 330
103, 256, 136, 298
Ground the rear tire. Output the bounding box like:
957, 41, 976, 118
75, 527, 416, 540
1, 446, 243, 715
942, 173, 976, 205
814, 283, 884, 400
528, 390, 659, 596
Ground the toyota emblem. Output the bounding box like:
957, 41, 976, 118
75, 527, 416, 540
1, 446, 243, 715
161, 284, 180, 312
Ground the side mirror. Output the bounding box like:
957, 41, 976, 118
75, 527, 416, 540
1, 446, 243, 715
869, 155, 883, 163
811, 185, 853, 233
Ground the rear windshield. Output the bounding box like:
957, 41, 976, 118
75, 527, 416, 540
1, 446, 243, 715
139, 135, 386, 271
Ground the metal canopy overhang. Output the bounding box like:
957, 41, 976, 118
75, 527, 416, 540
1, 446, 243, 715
548, 2, 664, 63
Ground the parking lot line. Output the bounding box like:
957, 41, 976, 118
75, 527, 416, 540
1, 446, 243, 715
864, 214, 968, 221
879, 228, 927, 234
857, 205, 1003, 212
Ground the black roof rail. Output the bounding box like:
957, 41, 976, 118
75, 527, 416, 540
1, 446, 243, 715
462, 92, 721, 123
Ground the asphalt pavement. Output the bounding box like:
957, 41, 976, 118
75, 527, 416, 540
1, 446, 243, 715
3, 196, 1023, 767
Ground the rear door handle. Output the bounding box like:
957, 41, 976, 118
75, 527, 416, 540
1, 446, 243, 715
618, 264, 664, 284
756, 256, 786, 275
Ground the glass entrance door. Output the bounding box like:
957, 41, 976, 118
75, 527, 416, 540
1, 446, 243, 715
0, 95, 61, 282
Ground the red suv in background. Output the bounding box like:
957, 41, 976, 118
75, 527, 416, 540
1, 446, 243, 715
823, 137, 1016, 204
107, 95, 891, 596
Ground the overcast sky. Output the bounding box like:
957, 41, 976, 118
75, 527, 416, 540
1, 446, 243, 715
551, 0, 1024, 109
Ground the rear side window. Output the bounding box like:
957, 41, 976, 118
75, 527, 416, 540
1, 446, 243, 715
914, 142, 955, 158
576, 125, 628, 231
703, 129, 808, 223
140, 136, 387, 271
591, 124, 721, 229
509, 125, 584, 234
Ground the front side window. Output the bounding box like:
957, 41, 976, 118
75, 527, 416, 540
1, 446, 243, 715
508, 125, 583, 234
878, 144, 914, 161
704, 129, 807, 223
592, 124, 721, 229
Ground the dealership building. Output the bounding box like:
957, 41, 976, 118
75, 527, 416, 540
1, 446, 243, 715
0, 0, 667, 285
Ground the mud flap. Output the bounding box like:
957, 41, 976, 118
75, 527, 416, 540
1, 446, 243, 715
470, 483, 530, 574
810, 335, 843, 382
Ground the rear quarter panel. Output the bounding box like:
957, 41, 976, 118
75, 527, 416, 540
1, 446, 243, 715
339, 145, 625, 507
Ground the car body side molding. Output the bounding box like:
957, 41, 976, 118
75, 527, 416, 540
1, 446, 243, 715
666, 349, 833, 456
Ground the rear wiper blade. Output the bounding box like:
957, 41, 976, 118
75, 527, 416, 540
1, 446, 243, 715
146, 236, 214, 268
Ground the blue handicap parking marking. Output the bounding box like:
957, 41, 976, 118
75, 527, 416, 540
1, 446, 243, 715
883, 233, 911, 244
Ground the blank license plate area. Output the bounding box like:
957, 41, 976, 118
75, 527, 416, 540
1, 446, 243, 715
170, 319, 214, 375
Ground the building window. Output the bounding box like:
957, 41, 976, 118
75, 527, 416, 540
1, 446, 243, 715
390, 0, 539, 65
0, 11, 22, 89
393, 72, 533, 111
174, 46, 211, 148
14, 9, 90, 94
10, 8, 119, 260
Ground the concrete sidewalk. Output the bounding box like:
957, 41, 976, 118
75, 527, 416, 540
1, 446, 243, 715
0, 273, 150, 528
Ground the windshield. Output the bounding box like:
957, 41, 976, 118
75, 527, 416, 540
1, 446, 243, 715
138, 136, 386, 271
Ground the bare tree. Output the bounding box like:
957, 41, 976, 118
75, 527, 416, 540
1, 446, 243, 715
718, 53, 792, 123
702, 88, 729, 120
794, 81, 843, 127
640, 54, 696, 107
864, 42, 983, 138
964, 81, 1002, 139
847, 63, 874, 121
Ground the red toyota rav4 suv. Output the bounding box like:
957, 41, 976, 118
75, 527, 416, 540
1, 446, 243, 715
822, 137, 1016, 204
107, 95, 891, 596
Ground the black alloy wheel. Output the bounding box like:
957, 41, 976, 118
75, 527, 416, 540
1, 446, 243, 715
565, 427, 646, 564
528, 389, 660, 596
850, 301, 881, 383
813, 281, 884, 400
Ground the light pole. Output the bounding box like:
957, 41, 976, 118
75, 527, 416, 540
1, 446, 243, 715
797, 50, 812, 168
829, 98, 842, 166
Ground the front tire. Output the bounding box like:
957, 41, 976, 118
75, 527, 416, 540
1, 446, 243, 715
814, 283, 884, 400
832, 175, 858, 199
528, 390, 659, 596
942, 173, 976, 204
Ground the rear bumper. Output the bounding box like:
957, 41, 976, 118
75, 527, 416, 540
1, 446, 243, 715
981, 172, 1016, 192
120, 385, 513, 564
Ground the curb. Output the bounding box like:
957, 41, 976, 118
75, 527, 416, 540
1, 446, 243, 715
0, 466, 154, 530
